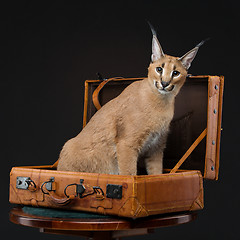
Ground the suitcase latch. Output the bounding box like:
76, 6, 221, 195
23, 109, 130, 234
16, 177, 36, 190
106, 184, 122, 199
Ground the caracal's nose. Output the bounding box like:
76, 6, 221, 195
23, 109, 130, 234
161, 81, 170, 88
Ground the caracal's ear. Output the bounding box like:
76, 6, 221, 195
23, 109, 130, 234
148, 22, 164, 62
179, 39, 209, 70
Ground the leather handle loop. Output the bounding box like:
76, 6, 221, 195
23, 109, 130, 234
48, 191, 75, 206
92, 78, 123, 110
92, 77, 145, 110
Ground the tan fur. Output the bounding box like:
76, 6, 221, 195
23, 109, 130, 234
57, 31, 200, 175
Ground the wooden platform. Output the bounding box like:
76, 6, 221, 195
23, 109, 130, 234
10, 207, 197, 239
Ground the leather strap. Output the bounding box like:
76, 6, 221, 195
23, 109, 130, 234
92, 77, 144, 110
51, 159, 59, 169
49, 191, 75, 205
170, 128, 207, 174
92, 77, 123, 110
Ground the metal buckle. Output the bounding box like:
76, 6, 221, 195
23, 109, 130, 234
64, 179, 86, 198
64, 179, 104, 199
41, 177, 55, 195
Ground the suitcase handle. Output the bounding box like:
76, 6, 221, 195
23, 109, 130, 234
49, 184, 104, 206
40, 177, 75, 205
41, 178, 105, 206
48, 192, 75, 206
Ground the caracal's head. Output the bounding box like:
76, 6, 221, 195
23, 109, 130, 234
147, 24, 205, 97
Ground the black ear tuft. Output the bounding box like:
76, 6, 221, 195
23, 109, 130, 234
195, 38, 210, 48
147, 21, 157, 36
179, 38, 210, 70
147, 21, 165, 62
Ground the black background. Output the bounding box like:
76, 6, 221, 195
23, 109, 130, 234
2, 1, 240, 239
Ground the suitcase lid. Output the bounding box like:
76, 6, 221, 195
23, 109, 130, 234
83, 76, 224, 180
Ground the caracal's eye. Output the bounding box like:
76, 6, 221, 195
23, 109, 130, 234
156, 67, 163, 73
172, 70, 180, 77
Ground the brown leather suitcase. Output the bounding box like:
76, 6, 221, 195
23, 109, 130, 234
9, 75, 224, 218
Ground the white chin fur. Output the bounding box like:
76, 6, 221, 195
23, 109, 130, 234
158, 89, 170, 95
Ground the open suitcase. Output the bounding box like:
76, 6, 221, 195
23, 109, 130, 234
9, 75, 224, 218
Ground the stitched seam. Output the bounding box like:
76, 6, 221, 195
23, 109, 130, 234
190, 171, 204, 210
118, 196, 149, 217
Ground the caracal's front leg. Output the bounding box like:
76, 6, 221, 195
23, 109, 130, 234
145, 150, 164, 175
117, 141, 138, 175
